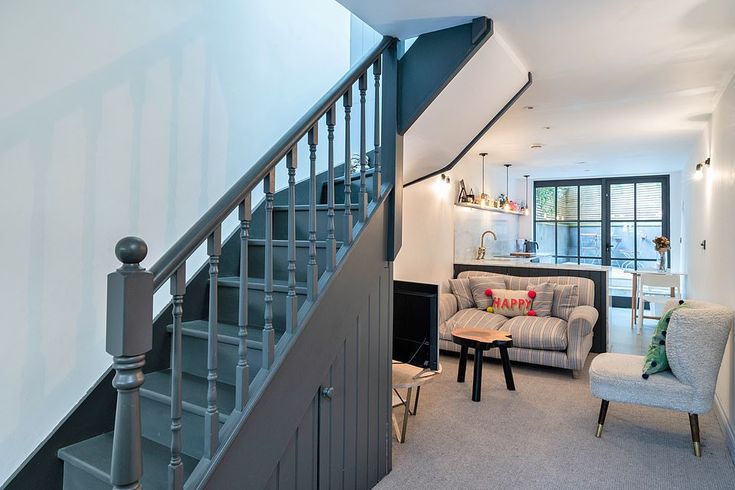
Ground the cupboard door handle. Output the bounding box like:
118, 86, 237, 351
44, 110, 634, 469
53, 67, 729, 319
321, 386, 335, 399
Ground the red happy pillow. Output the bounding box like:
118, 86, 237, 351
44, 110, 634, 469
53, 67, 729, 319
485, 289, 537, 317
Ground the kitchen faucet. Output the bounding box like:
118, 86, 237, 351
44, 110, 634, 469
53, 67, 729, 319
476, 230, 497, 259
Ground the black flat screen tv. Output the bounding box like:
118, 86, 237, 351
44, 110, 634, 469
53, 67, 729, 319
393, 281, 439, 371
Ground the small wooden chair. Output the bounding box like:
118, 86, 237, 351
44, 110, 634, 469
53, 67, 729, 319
635, 272, 681, 334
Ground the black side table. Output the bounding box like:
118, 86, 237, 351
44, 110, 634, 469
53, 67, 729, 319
451, 328, 515, 401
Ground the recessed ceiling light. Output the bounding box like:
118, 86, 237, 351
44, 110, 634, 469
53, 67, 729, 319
530, 144, 543, 149
523, 105, 534, 110
543, 126, 551, 130
575, 161, 586, 165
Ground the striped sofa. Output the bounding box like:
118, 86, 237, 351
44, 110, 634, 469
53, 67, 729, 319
439, 271, 599, 377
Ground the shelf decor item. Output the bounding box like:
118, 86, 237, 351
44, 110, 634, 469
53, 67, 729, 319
457, 179, 468, 203
652, 235, 671, 271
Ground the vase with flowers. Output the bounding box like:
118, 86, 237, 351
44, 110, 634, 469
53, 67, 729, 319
652, 235, 671, 271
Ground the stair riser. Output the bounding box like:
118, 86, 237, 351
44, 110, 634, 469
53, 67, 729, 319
217, 286, 306, 326
250, 208, 358, 241
62, 463, 109, 490
180, 336, 262, 386
248, 244, 331, 283
325, 178, 374, 205
140, 396, 222, 460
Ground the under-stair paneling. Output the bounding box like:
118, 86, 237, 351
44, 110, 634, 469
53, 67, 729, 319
200, 201, 393, 489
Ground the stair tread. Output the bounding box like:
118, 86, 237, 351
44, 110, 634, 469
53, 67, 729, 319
142, 370, 236, 416
218, 276, 307, 293
58, 432, 198, 489
175, 320, 284, 344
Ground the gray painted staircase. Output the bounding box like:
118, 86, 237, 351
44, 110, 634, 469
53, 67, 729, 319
56, 169, 372, 489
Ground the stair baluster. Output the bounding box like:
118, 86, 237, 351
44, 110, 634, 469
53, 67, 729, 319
359, 72, 368, 222
236, 195, 251, 412
106, 237, 153, 490
286, 147, 298, 332
204, 227, 221, 459
307, 126, 319, 301
262, 170, 276, 368
326, 105, 337, 271
168, 264, 186, 489
343, 87, 353, 244
373, 57, 382, 199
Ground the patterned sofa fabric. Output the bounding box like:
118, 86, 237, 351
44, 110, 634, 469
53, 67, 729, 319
440, 308, 507, 340
440, 271, 599, 372
501, 316, 568, 351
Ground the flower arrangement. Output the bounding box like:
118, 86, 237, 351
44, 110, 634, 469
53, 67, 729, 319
652, 235, 671, 271
652, 235, 671, 253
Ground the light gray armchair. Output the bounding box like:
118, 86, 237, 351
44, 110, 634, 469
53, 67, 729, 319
589, 300, 734, 456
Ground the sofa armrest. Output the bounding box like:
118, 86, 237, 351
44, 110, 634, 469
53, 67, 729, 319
567, 305, 598, 338
439, 293, 459, 325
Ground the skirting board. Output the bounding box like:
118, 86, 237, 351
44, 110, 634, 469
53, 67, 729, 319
714, 393, 735, 465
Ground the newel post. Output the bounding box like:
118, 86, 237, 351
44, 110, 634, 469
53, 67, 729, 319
106, 237, 153, 490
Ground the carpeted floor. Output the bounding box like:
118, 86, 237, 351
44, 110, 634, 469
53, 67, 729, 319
376, 354, 735, 490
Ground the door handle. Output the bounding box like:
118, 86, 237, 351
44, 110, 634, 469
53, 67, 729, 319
321, 386, 335, 399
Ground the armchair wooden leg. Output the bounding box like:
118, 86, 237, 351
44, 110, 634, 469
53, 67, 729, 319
689, 413, 701, 457
572, 369, 583, 379
596, 400, 609, 438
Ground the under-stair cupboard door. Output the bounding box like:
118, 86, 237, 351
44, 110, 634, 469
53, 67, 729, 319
319, 344, 346, 489
264, 389, 320, 489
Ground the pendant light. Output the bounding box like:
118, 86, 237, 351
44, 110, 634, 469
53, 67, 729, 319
523, 174, 530, 215
504, 163, 512, 210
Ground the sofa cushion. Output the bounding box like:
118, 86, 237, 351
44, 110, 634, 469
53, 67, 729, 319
501, 316, 569, 351
468, 276, 506, 310
441, 308, 507, 340
552, 284, 579, 320
528, 282, 555, 317
449, 278, 475, 309
488, 288, 536, 317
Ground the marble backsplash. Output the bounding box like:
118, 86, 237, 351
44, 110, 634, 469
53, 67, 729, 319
454, 205, 526, 261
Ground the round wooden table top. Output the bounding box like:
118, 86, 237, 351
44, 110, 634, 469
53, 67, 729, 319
451, 328, 512, 349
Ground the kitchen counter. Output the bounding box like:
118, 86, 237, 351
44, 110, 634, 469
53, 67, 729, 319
455, 258, 611, 274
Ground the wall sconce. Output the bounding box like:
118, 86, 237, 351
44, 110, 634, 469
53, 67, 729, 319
694, 157, 710, 180
441, 173, 451, 185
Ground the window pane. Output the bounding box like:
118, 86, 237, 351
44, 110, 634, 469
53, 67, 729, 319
610, 183, 634, 220
580, 185, 602, 220
556, 186, 578, 221
636, 182, 663, 220
580, 258, 602, 266
637, 260, 660, 271
535, 222, 555, 254
557, 257, 579, 265
557, 222, 578, 256
580, 222, 602, 257
610, 222, 635, 259
637, 222, 663, 260
535, 187, 555, 220
611, 259, 636, 270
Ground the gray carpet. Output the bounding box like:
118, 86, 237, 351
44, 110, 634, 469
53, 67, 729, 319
376, 354, 735, 490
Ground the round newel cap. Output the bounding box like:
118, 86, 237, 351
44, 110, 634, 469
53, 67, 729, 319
115, 236, 148, 264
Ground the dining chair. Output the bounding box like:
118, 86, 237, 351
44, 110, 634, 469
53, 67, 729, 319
636, 272, 681, 333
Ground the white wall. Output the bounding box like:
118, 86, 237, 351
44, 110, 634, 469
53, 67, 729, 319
394, 175, 455, 291
681, 72, 735, 454
0, 1, 353, 483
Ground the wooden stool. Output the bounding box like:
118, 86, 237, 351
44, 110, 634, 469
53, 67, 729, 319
391, 361, 442, 442
451, 328, 514, 402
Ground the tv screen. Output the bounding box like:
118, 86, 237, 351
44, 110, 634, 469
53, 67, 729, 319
393, 281, 439, 370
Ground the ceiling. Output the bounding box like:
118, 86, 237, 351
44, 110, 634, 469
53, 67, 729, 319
338, 0, 735, 179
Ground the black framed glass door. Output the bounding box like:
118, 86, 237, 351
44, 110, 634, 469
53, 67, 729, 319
534, 176, 670, 299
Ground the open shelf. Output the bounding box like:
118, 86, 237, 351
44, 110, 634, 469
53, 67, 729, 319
455, 202, 527, 216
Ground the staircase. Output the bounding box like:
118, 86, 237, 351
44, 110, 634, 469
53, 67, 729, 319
56, 169, 372, 489
53, 36, 397, 490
